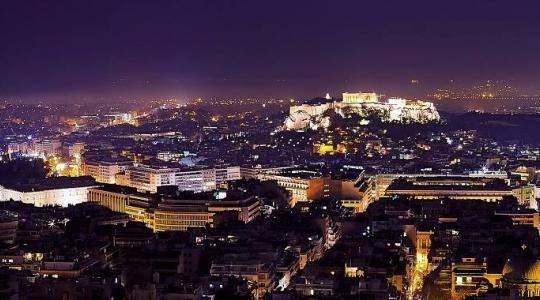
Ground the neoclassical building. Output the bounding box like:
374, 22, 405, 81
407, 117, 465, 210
501, 255, 540, 297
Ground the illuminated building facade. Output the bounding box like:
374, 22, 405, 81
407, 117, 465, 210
450, 257, 500, 298
82, 158, 133, 184
339, 177, 374, 213
257, 169, 372, 210
156, 151, 182, 162
88, 186, 262, 232
33, 139, 62, 157
501, 255, 540, 297
384, 176, 512, 201
313, 143, 346, 155
342, 92, 379, 103
123, 165, 179, 193
258, 171, 325, 206
409, 230, 432, 297
208, 197, 261, 223
176, 169, 216, 192
8, 139, 62, 158
494, 210, 540, 228
7, 141, 30, 157
119, 165, 242, 193
372, 173, 510, 200
512, 184, 537, 209
67, 142, 85, 159
0, 177, 97, 207
175, 166, 241, 192
153, 200, 211, 232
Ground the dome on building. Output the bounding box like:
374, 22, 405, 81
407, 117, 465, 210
502, 256, 540, 283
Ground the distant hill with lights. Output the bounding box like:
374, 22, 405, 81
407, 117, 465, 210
281, 92, 440, 131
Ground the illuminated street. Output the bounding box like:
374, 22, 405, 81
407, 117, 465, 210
409, 253, 429, 299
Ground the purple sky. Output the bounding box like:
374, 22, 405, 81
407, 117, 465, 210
1, 0, 540, 102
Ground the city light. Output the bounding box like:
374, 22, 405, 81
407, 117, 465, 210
0, 2, 539, 299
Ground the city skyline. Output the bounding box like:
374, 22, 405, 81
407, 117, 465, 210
2, 0, 540, 102
3, 2, 540, 300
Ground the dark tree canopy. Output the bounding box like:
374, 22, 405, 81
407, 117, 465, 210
0, 158, 49, 184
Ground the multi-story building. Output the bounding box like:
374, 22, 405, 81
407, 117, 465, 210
373, 172, 510, 201
87, 185, 133, 213
7, 141, 30, 157
384, 176, 512, 202
176, 166, 242, 192
118, 164, 242, 193
88, 185, 262, 232
0, 211, 18, 245
33, 139, 62, 157
495, 210, 540, 228
450, 257, 502, 298
210, 253, 278, 299
258, 170, 325, 206
175, 168, 215, 192
156, 151, 182, 162
217, 166, 242, 182
512, 184, 537, 209
208, 195, 261, 223
258, 168, 371, 209
338, 174, 374, 213
239, 166, 295, 180
153, 199, 211, 231
82, 158, 133, 184
67, 142, 85, 159
124, 164, 179, 193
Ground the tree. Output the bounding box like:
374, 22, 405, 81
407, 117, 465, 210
0, 158, 50, 183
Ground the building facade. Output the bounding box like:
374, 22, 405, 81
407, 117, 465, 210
88, 186, 262, 232
0, 177, 97, 207
82, 158, 133, 184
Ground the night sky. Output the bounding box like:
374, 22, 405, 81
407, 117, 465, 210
1, 0, 540, 102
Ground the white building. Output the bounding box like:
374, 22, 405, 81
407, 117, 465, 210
124, 165, 180, 193
67, 142, 86, 159
33, 139, 62, 157
0, 177, 97, 207
120, 164, 242, 193
176, 166, 242, 192
156, 151, 182, 162
7, 141, 30, 156
82, 158, 133, 184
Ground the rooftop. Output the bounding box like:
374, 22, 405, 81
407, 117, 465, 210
387, 177, 510, 191
1, 176, 97, 193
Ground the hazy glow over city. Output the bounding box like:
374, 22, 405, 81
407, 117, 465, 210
1, 1, 540, 300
